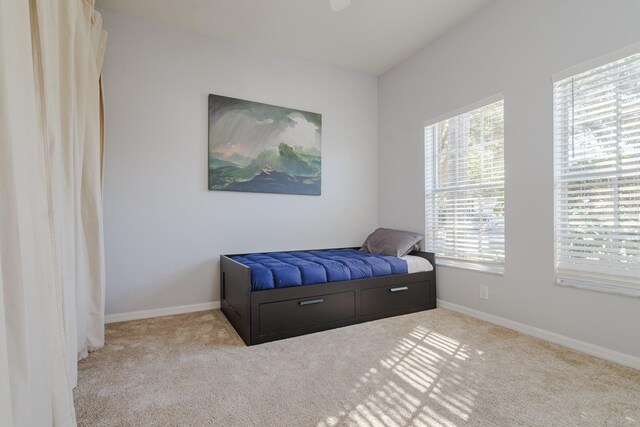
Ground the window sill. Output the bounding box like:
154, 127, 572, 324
556, 278, 640, 298
436, 258, 505, 275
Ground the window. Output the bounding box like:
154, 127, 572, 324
424, 97, 505, 273
553, 50, 640, 296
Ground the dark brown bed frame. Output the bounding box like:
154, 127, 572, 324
220, 248, 436, 345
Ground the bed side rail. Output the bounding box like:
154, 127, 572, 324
220, 255, 252, 345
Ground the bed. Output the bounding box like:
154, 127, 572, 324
220, 247, 436, 345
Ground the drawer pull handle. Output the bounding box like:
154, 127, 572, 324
389, 286, 409, 292
299, 298, 324, 306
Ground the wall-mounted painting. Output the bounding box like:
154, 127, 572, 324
208, 94, 322, 195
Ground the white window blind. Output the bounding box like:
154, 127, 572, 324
554, 51, 640, 296
424, 98, 505, 273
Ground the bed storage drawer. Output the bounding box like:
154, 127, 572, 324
258, 291, 356, 336
360, 281, 430, 317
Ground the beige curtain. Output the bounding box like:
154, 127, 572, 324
0, 0, 107, 425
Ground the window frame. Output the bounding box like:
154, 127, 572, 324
423, 94, 506, 274
552, 44, 640, 297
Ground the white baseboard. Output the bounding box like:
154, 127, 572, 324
437, 299, 640, 371
105, 301, 221, 324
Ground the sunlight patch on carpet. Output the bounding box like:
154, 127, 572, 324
318, 325, 478, 426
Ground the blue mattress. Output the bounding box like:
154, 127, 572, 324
231, 249, 409, 291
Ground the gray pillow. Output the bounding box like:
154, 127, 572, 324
360, 228, 424, 257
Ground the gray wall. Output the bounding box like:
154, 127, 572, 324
101, 10, 379, 315
378, 0, 640, 357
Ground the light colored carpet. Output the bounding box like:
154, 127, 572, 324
74, 308, 640, 426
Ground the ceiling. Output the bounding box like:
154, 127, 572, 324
96, 0, 493, 76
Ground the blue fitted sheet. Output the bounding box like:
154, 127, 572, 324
231, 249, 409, 291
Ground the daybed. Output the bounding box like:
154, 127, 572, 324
220, 247, 436, 345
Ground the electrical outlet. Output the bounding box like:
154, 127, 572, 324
480, 285, 489, 300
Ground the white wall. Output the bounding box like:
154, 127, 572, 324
101, 11, 379, 315
379, 0, 640, 358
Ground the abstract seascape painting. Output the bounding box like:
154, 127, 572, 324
208, 94, 322, 195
